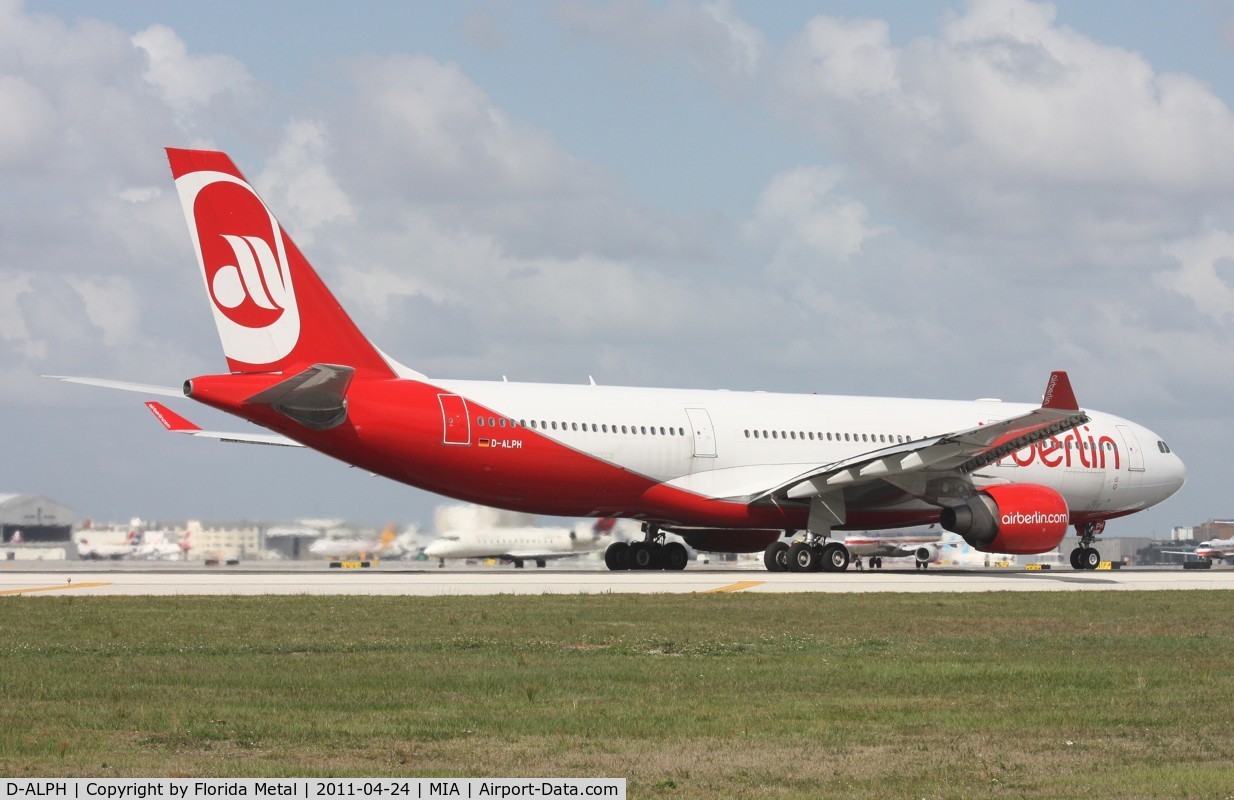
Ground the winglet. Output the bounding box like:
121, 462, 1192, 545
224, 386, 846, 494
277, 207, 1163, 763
145, 401, 201, 433
1041, 371, 1079, 411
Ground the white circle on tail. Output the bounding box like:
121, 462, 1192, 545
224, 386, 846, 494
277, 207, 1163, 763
173, 170, 301, 366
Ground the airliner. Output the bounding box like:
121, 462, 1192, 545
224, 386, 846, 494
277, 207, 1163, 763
423, 518, 616, 568
308, 523, 411, 561
53, 148, 1187, 572
788, 526, 961, 571
1164, 537, 1234, 565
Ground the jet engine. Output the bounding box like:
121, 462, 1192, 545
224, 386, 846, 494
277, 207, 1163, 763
913, 544, 939, 565
939, 484, 1069, 554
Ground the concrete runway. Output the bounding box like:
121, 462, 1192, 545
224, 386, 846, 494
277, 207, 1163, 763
2, 563, 1232, 596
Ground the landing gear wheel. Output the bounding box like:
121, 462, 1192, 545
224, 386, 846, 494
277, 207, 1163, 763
513, 559, 524, 569
820, 542, 850, 572
1081, 547, 1101, 570
604, 541, 630, 571
663, 542, 689, 571
787, 542, 818, 572
535, 559, 547, 568
1069, 548, 1083, 570
628, 541, 656, 570
764, 541, 790, 572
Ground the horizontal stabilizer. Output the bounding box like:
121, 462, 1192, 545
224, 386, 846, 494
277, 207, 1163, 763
45, 375, 183, 397
244, 363, 354, 430
145, 401, 303, 447
146, 401, 200, 432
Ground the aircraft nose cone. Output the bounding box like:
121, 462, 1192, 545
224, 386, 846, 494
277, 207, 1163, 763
1172, 453, 1188, 493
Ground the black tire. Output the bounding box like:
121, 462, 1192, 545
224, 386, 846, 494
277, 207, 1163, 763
535, 560, 546, 568
513, 559, 524, 569
604, 541, 629, 571
764, 541, 789, 572
787, 542, 817, 572
628, 541, 656, 570
1069, 548, 1084, 570
820, 542, 849, 572
1082, 548, 1101, 570
664, 542, 689, 571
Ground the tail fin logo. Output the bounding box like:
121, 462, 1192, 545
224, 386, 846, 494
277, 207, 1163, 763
212, 233, 290, 323
174, 171, 301, 366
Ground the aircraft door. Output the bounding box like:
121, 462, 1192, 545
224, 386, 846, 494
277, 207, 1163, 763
439, 394, 471, 446
685, 407, 717, 458
1116, 424, 1145, 472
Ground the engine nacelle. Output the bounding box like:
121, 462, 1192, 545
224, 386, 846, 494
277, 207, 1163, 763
674, 529, 783, 554
914, 544, 939, 565
939, 484, 1069, 555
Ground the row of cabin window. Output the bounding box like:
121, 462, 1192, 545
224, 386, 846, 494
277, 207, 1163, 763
476, 416, 686, 437
744, 430, 918, 444
740, 430, 1121, 452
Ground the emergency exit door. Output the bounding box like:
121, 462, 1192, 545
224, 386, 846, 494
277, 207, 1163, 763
439, 394, 471, 446
685, 407, 717, 458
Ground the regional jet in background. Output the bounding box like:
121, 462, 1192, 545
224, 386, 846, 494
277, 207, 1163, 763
770, 525, 962, 571
51, 149, 1188, 573
1163, 537, 1234, 565
424, 518, 617, 569
308, 523, 413, 561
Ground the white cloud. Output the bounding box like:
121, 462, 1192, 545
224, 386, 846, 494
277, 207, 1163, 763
0, 75, 56, 166
255, 121, 354, 246
1157, 231, 1234, 321
745, 166, 879, 261
774, 0, 1234, 238
132, 24, 254, 114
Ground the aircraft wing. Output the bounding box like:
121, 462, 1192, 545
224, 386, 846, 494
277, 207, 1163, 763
755, 372, 1089, 503
145, 402, 304, 448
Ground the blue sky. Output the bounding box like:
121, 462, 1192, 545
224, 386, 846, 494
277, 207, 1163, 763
5, 0, 1234, 537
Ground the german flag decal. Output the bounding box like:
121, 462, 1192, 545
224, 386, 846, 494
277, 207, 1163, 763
478, 438, 491, 447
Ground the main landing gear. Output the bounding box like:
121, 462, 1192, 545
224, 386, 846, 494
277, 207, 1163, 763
1069, 521, 1105, 570
604, 524, 689, 571
763, 534, 850, 573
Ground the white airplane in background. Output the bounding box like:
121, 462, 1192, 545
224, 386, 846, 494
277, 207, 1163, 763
1164, 537, 1234, 565
770, 526, 962, 571
424, 518, 617, 569
308, 523, 413, 561
52, 148, 1188, 573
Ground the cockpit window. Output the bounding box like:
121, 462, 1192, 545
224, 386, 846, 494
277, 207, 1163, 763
1158, 441, 1171, 454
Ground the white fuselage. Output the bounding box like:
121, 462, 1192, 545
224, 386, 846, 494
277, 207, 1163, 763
423, 525, 604, 562
432, 379, 1186, 522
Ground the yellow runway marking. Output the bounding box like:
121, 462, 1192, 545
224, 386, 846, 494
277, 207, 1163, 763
0, 581, 112, 596
704, 580, 764, 593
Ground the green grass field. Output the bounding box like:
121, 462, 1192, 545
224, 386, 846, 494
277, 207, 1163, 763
1, 591, 1232, 798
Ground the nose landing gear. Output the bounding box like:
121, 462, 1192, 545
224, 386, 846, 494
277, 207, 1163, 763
1070, 521, 1106, 570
